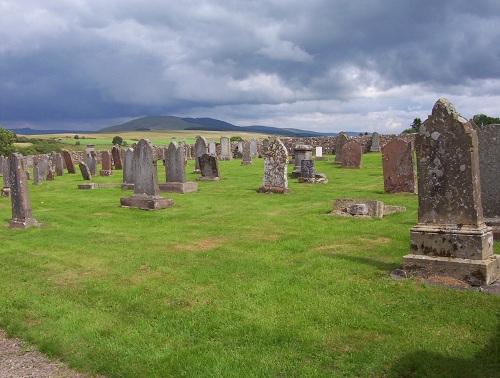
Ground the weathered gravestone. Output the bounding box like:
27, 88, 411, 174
250, 138, 258, 158
381, 139, 416, 194
2, 157, 10, 197
291, 145, 313, 178
79, 161, 92, 180
193, 136, 208, 173
334, 132, 348, 164
85, 153, 97, 177
111, 145, 123, 170
100, 151, 114, 176
159, 142, 198, 193
370, 132, 381, 152
120, 139, 174, 210
208, 140, 216, 156
0, 155, 3, 176
315, 146, 329, 161
298, 159, 328, 184
258, 138, 290, 194
9, 153, 41, 229
241, 141, 253, 165
197, 153, 220, 181
262, 138, 270, 155
121, 148, 135, 190
341, 141, 362, 169
477, 124, 500, 239
54, 153, 64, 176
61, 150, 76, 174
33, 155, 48, 185
220, 137, 232, 161
402, 98, 499, 285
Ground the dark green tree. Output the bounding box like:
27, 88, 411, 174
112, 136, 124, 145
472, 114, 500, 127
402, 118, 422, 134
0, 127, 17, 156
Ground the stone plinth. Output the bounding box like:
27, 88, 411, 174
158, 182, 198, 193
120, 195, 174, 210
291, 144, 313, 178
78, 183, 97, 190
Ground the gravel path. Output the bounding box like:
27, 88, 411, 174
0, 329, 103, 378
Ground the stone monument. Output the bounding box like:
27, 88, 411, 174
258, 138, 289, 194
100, 150, 114, 176
241, 141, 253, 165
121, 148, 135, 190
193, 136, 208, 173
111, 145, 123, 170
291, 144, 313, 178
370, 132, 381, 152
334, 132, 348, 164
159, 142, 198, 193
341, 141, 362, 169
381, 139, 416, 193
220, 137, 232, 160
61, 150, 76, 174
197, 154, 220, 181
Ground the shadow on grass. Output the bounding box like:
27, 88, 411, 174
331, 254, 400, 273
389, 321, 500, 378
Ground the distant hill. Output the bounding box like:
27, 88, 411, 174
5, 127, 89, 135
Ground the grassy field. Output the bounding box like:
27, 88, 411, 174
0, 153, 498, 377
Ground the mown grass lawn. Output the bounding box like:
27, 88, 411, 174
0, 152, 498, 377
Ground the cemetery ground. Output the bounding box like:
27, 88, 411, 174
0, 153, 499, 377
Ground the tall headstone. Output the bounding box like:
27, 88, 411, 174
2, 157, 10, 197
159, 142, 198, 193
220, 137, 232, 160
477, 124, 500, 239
208, 140, 216, 156
79, 161, 92, 180
85, 153, 97, 177
262, 138, 270, 155
250, 138, 258, 158
120, 139, 174, 210
402, 98, 499, 285
341, 141, 362, 169
381, 139, 416, 193
111, 145, 123, 170
193, 136, 208, 173
241, 141, 253, 165
334, 132, 348, 164
100, 151, 114, 176
370, 132, 381, 152
54, 153, 64, 176
258, 138, 290, 194
197, 154, 220, 181
291, 145, 313, 178
121, 148, 135, 190
9, 153, 41, 229
61, 150, 76, 174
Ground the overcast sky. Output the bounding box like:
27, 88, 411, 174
1, 1, 500, 133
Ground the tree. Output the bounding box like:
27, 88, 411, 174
0, 127, 16, 156
402, 118, 422, 134
74, 135, 80, 139
472, 114, 500, 127
112, 136, 124, 145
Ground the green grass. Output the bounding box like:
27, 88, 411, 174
0, 153, 499, 377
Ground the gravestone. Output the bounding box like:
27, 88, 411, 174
2, 157, 10, 197
381, 139, 416, 193
477, 124, 500, 239
54, 153, 64, 176
291, 145, 313, 178
402, 98, 499, 285
220, 137, 232, 160
79, 161, 92, 180
250, 138, 258, 158
300, 159, 315, 178
258, 138, 289, 194
241, 141, 253, 165
61, 150, 76, 174
262, 138, 270, 155
193, 136, 208, 173
0, 155, 3, 176
120, 139, 174, 210
334, 132, 348, 164
111, 145, 123, 170
341, 141, 362, 169
100, 151, 114, 176
33, 157, 43, 185
85, 153, 97, 177
121, 148, 135, 190
197, 154, 220, 181
9, 153, 41, 229
370, 132, 381, 152
159, 142, 198, 193
208, 140, 216, 156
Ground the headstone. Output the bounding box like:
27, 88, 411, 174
100, 151, 114, 176
79, 161, 92, 180
9, 153, 41, 229
2, 157, 10, 197
258, 138, 289, 194
121, 148, 135, 190
477, 124, 500, 239
381, 139, 416, 193
402, 98, 499, 285
250, 138, 258, 158
54, 153, 64, 176
330, 199, 405, 218
220, 137, 232, 160
159, 142, 198, 193
241, 141, 253, 165
291, 145, 313, 178
334, 132, 348, 164
86, 144, 95, 154
262, 138, 270, 155
197, 154, 220, 181
193, 136, 208, 173
46, 162, 55, 181
120, 139, 174, 210
33, 164, 42, 185
208, 140, 216, 156
178, 141, 188, 166
0, 155, 3, 176
111, 145, 123, 170
85, 153, 97, 177
300, 159, 315, 178
341, 141, 362, 169
315, 147, 322, 158
61, 150, 76, 174
370, 132, 381, 152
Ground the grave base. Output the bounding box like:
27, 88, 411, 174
121, 183, 135, 190
196, 177, 220, 181
290, 170, 301, 178
402, 254, 500, 286
120, 195, 174, 210
78, 183, 96, 190
158, 182, 198, 193
100, 170, 113, 176
257, 186, 290, 194
10, 217, 42, 229
241, 161, 253, 166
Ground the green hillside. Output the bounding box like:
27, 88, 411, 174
99, 116, 199, 132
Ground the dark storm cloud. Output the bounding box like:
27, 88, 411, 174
1, 0, 500, 132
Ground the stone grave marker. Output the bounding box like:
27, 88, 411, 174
402, 98, 499, 285
258, 138, 289, 194
2, 157, 10, 197
0, 155, 3, 176
291, 145, 313, 178
193, 136, 208, 173
79, 161, 92, 180
208, 140, 216, 156
381, 139, 416, 193
120, 139, 174, 210
54, 153, 64, 176
159, 142, 198, 193
220, 137, 232, 160
197, 154, 220, 181
111, 145, 123, 170
334, 132, 348, 164
121, 148, 135, 190
100, 150, 114, 176
341, 141, 362, 169
9, 153, 41, 229
85, 153, 97, 177
61, 150, 76, 174
250, 138, 258, 158
370, 132, 381, 152
241, 141, 253, 165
